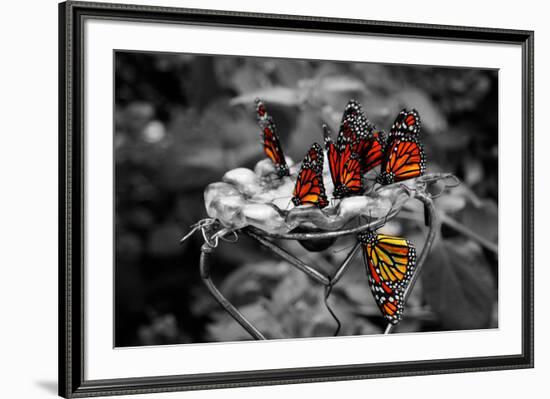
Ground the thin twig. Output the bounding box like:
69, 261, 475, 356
244, 229, 330, 285
330, 242, 361, 285
199, 243, 266, 340
245, 207, 401, 241
324, 285, 341, 336
385, 191, 439, 335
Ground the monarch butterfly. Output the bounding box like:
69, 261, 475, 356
358, 230, 417, 324
325, 100, 386, 197
377, 109, 426, 185
255, 98, 290, 177
336, 100, 373, 152
291, 143, 328, 208
324, 124, 363, 198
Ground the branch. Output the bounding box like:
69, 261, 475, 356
385, 191, 439, 335
244, 229, 330, 285
199, 243, 266, 340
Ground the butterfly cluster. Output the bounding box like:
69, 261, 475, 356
255, 98, 426, 207
254, 98, 428, 325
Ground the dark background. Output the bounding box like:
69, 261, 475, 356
114, 51, 498, 347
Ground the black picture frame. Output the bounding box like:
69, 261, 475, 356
59, 1, 534, 397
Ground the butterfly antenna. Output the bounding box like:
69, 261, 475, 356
324, 284, 341, 337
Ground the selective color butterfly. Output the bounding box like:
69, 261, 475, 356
358, 229, 417, 324
291, 143, 328, 208
377, 109, 426, 185
255, 98, 290, 178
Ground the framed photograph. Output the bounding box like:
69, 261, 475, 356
59, 1, 534, 397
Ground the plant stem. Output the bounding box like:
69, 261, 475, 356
199, 243, 266, 340
385, 191, 439, 335
244, 229, 330, 285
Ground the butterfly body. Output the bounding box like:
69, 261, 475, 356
358, 230, 417, 325
255, 99, 290, 178
377, 109, 426, 185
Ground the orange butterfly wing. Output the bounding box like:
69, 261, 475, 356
324, 125, 340, 188
292, 143, 328, 208
337, 145, 363, 195
255, 99, 289, 177
359, 130, 387, 173
378, 109, 425, 185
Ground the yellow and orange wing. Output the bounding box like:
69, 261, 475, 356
359, 231, 417, 324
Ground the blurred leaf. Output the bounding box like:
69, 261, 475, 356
220, 261, 289, 306
147, 222, 184, 257
316, 75, 366, 92
353, 63, 400, 94
398, 89, 447, 133
269, 267, 310, 316
287, 111, 323, 161
207, 303, 287, 341
269, 58, 314, 88
116, 231, 143, 263
460, 199, 498, 245
137, 313, 186, 345
422, 238, 496, 330
338, 280, 371, 306
218, 58, 269, 94
230, 87, 304, 106
463, 156, 484, 186
435, 193, 467, 214
430, 126, 472, 151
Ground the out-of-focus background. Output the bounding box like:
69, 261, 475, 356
114, 51, 498, 347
